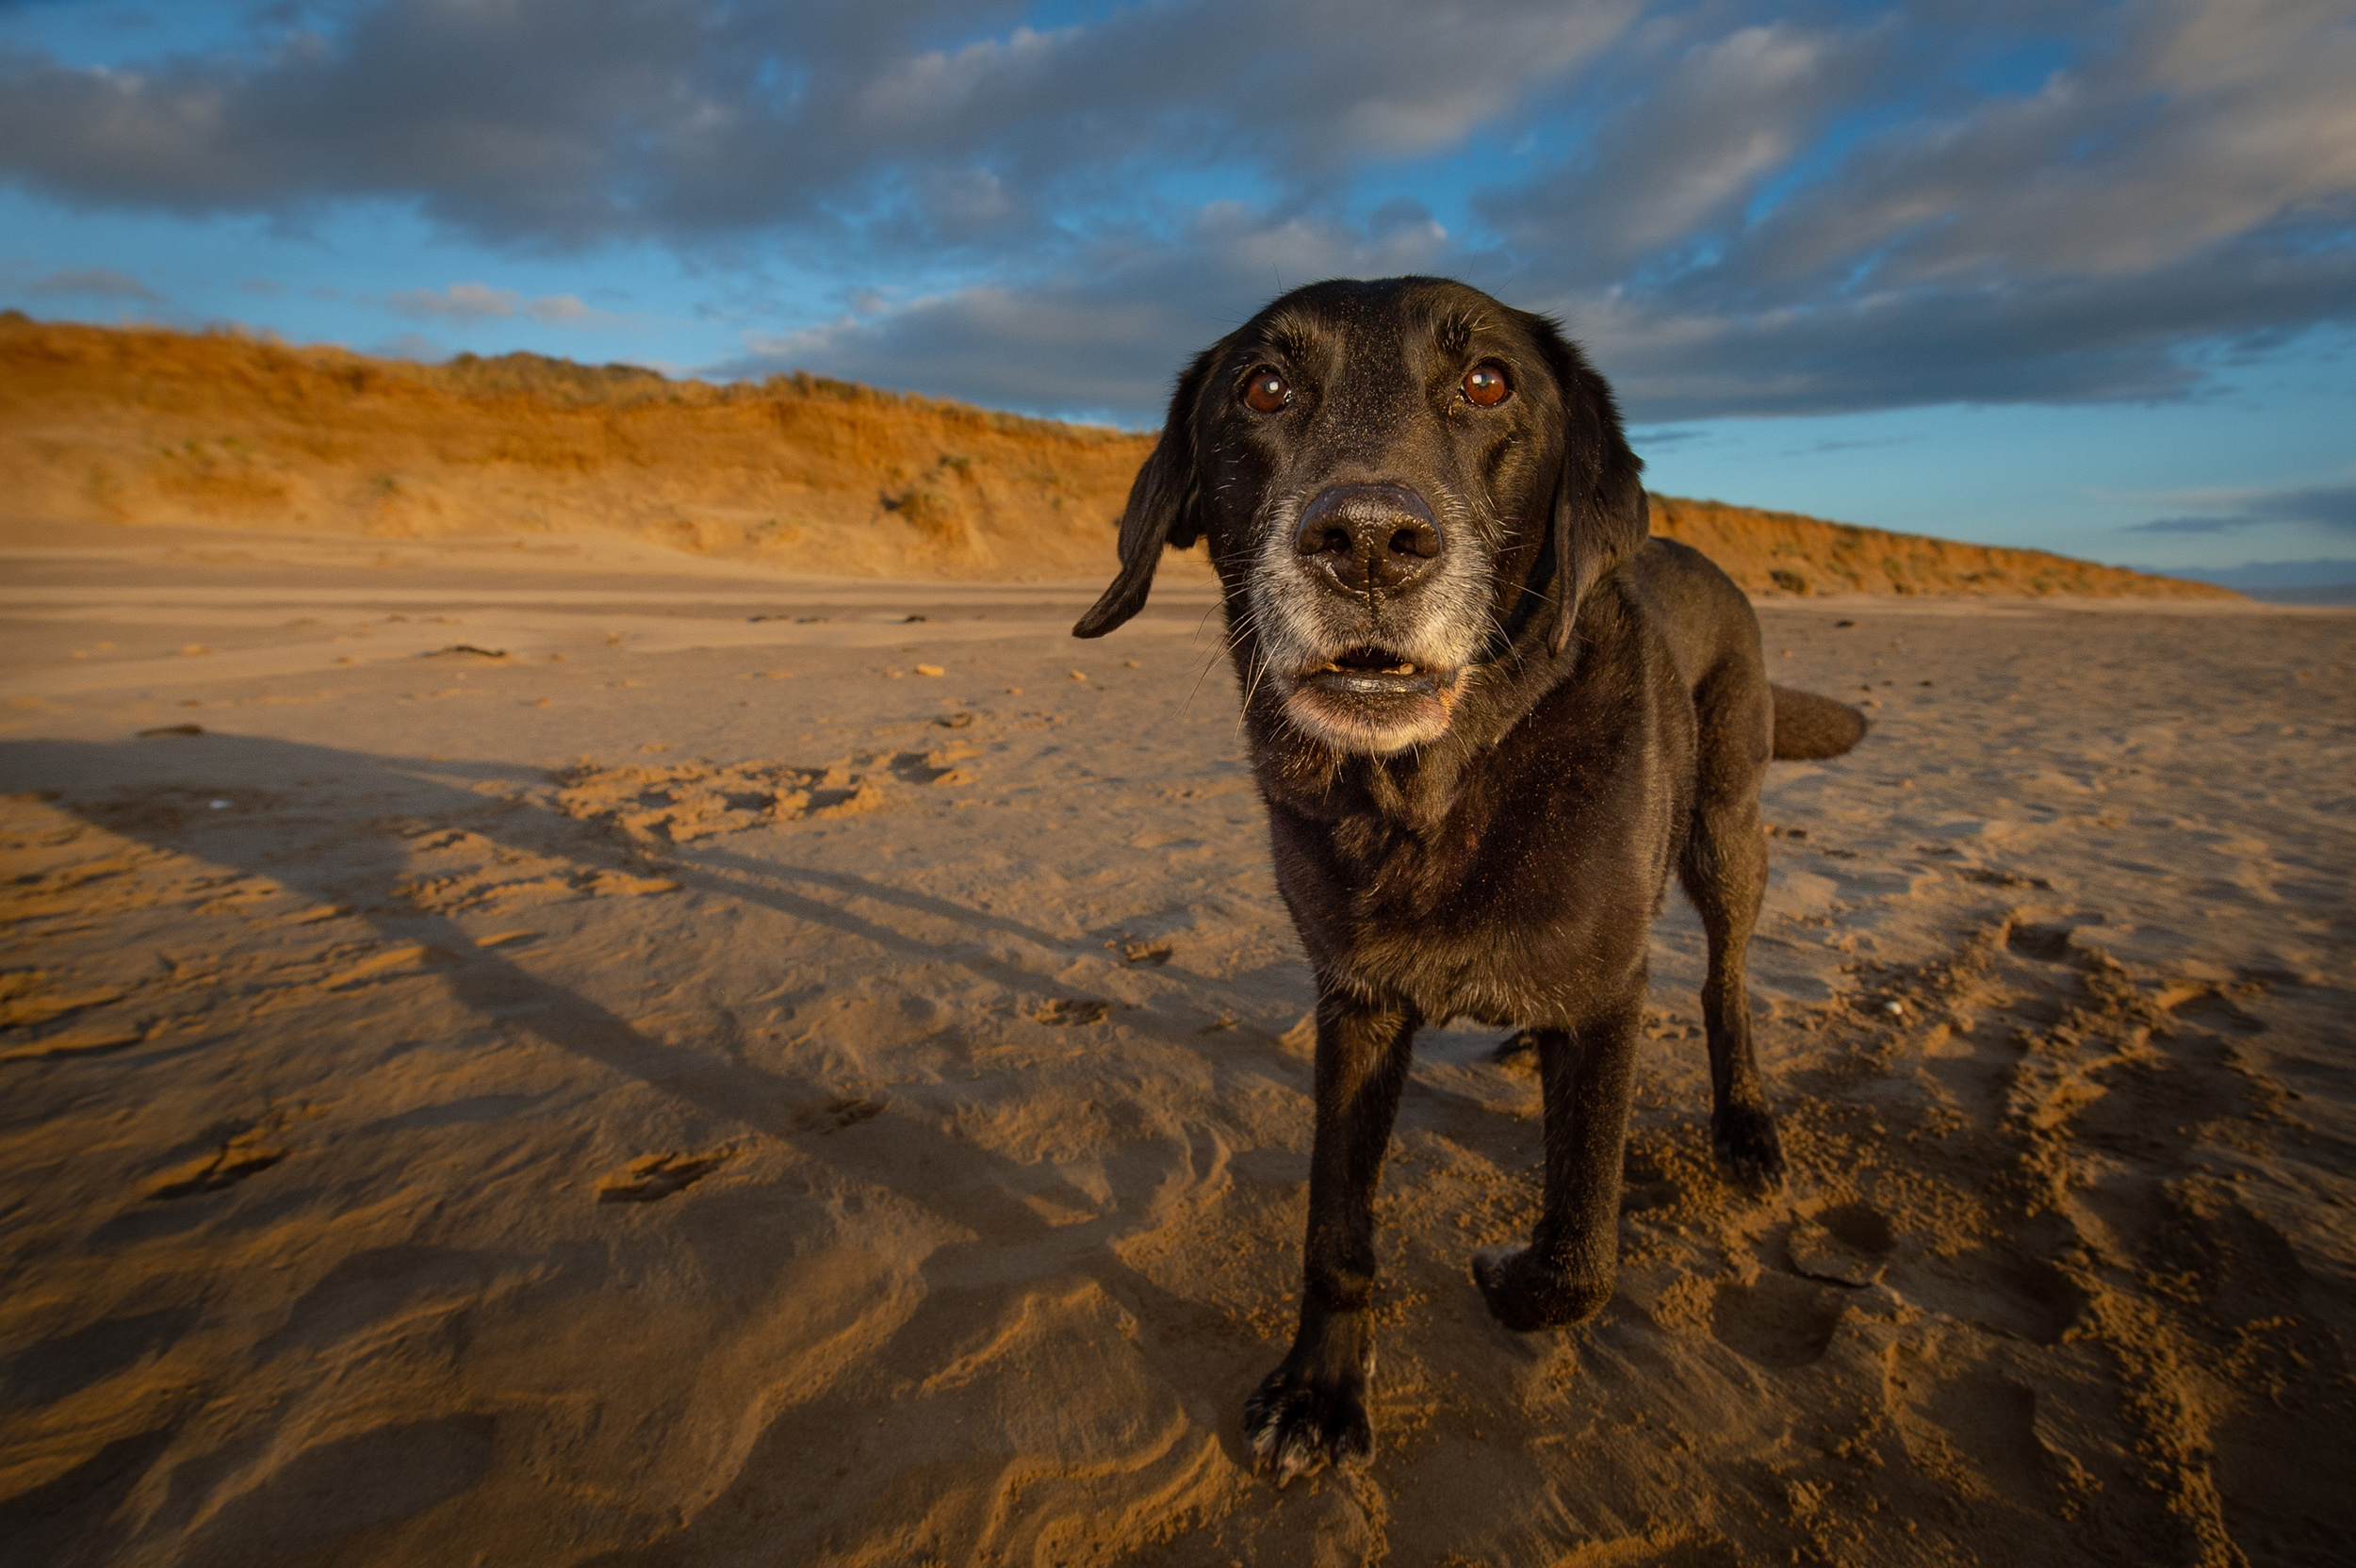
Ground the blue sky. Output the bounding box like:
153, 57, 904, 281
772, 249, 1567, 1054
4, 0, 2352, 580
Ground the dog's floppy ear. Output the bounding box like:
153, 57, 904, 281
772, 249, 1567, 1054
1073, 348, 1218, 639
1532, 321, 1648, 655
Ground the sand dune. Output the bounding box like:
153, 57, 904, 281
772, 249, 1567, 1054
0, 519, 2347, 1566
2, 316, 2232, 603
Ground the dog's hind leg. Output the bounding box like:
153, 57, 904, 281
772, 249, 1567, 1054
1472, 990, 1643, 1331
1245, 993, 1417, 1483
1678, 691, 1787, 1193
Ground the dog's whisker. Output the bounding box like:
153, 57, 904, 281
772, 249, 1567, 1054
1184, 603, 1268, 721
1236, 640, 1273, 734
1181, 640, 1231, 718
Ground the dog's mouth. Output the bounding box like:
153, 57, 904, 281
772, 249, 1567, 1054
1282, 645, 1464, 753
1296, 646, 1452, 696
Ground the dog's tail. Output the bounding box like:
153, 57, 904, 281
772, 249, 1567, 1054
1770, 685, 1869, 760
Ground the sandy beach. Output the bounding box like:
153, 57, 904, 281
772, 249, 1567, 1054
3, 518, 2351, 1567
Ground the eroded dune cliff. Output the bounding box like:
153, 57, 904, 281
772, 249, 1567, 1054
1, 315, 2232, 599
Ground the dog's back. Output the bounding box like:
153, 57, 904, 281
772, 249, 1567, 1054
1624, 536, 1867, 764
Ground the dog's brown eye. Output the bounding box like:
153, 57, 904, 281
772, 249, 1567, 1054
1462, 363, 1511, 407
1243, 369, 1290, 413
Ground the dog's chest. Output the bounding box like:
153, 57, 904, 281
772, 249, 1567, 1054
1269, 744, 1674, 1025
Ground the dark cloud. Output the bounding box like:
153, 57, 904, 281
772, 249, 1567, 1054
0, 0, 744, 243
1484, 0, 2356, 418
1571, 223, 2356, 419
2125, 483, 2356, 535
0, 0, 1631, 250
2125, 556, 2356, 590
382, 280, 620, 327
712, 205, 1454, 420
1718, 0, 2356, 295
1473, 16, 1901, 286
1782, 435, 1920, 457
369, 328, 445, 361
2129, 515, 2247, 533
2241, 558, 2356, 588
384, 281, 520, 323
15, 264, 163, 301
2254, 484, 2356, 532
2, 0, 2351, 425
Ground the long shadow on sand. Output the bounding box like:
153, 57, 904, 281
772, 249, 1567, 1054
1, 733, 1392, 1566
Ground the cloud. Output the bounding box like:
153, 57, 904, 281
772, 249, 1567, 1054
16, 265, 163, 301
712, 204, 1454, 420
1564, 229, 2356, 419
2124, 482, 2356, 533
370, 329, 445, 361
1481, 0, 2356, 417
2255, 484, 2356, 531
383, 281, 621, 327
2147, 556, 2356, 589
1477, 18, 1897, 281
1781, 435, 1920, 458
0, 0, 1635, 249
2129, 515, 2249, 533
0, 0, 2350, 425
737, 0, 2356, 424
385, 281, 519, 322
1621, 426, 1713, 449
523, 293, 613, 324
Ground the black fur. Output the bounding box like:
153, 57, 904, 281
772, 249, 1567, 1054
1771, 684, 1872, 760
1073, 277, 1862, 1483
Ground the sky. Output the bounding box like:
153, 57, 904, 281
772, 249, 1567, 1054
3, 0, 2352, 581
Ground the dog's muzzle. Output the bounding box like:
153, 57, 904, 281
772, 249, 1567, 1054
1268, 482, 1473, 752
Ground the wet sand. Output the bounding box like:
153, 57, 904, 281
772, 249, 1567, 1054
3, 522, 2351, 1566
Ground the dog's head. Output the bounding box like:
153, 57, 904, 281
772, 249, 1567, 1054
1074, 276, 1647, 755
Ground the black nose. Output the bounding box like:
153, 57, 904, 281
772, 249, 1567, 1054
1293, 483, 1444, 596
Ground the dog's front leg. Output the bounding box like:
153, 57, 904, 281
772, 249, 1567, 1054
1472, 991, 1641, 1331
1244, 992, 1417, 1484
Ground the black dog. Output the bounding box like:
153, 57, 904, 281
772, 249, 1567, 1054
1073, 276, 1864, 1482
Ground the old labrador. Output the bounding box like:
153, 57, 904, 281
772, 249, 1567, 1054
1072, 276, 1865, 1482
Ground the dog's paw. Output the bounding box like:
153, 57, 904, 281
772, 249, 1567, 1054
1243, 1357, 1373, 1485
1711, 1103, 1787, 1195
1471, 1245, 1611, 1332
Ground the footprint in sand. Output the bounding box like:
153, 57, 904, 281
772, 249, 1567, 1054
2164, 988, 2268, 1035
891, 745, 980, 786
792, 1097, 888, 1135
1617, 1141, 1684, 1216
1787, 1202, 1896, 1286
149, 1119, 289, 1200
1710, 1272, 1849, 1368
596, 1147, 735, 1202
1961, 866, 2053, 890
1034, 998, 1112, 1026
2005, 919, 2079, 961
1887, 1362, 2045, 1501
